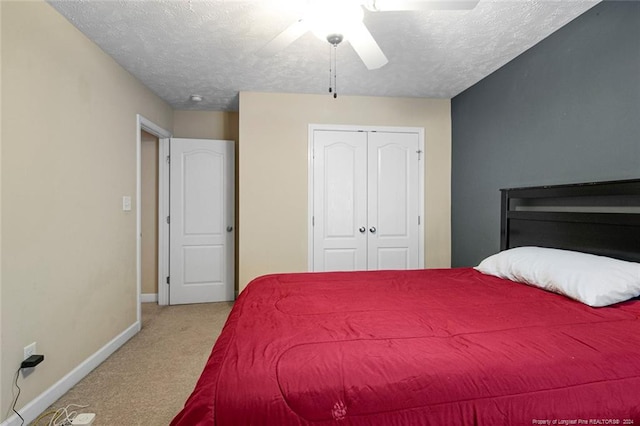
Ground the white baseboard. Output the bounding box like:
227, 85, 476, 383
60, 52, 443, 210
141, 293, 158, 303
0, 321, 140, 426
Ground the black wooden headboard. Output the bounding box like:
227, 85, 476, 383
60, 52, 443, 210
500, 179, 640, 263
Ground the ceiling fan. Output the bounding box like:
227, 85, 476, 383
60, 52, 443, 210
258, 0, 480, 70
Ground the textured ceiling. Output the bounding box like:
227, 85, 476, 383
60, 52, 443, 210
48, 0, 601, 111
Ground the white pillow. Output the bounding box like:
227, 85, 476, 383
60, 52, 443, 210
475, 246, 640, 307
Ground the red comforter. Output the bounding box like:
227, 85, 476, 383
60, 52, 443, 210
171, 268, 640, 425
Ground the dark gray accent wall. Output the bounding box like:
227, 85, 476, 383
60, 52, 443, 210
451, 1, 640, 267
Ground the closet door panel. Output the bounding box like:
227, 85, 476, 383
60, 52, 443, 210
367, 132, 420, 270
313, 130, 368, 271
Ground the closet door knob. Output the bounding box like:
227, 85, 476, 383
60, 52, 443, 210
226, 226, 233, 232
369, 227, 376, 234
359, 227, 366, 233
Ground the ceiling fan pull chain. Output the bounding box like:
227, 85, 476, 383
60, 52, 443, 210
328, 43, 333, 94
325, 34, 343, 99
333, 43, 338, 99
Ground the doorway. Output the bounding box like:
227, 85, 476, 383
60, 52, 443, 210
136, 115, 172, 326
140, 130, 160, 303
137, 117, 235, 313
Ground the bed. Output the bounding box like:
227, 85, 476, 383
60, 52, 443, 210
171, 179, 640, 425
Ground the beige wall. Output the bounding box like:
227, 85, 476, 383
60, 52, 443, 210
141, 131, 159, 295
238, 92, 451, 292
173, 110, 239, 141
1, 1, 173, 419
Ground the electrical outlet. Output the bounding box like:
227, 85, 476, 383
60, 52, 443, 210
24, 342, 37, 361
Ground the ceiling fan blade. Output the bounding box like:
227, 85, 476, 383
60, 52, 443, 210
258, 19, 308, 57
364, 0, 479, 12
348, 21, 388, 70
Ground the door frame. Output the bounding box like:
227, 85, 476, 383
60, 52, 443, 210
136, 115, 171, 323
307, 124, 425, 271
157, 137, 170, 306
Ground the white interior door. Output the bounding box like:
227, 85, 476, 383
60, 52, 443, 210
313, 130, 368, 271
169, 138, 234, 304
367, 132, 420, 270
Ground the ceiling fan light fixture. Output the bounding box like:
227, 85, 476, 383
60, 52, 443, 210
304, 0, 364, 42
326, 34, 344, 46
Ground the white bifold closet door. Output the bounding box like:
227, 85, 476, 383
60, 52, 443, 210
312, 129, 421, 272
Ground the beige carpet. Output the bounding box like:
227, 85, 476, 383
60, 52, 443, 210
38, 302, 233, 425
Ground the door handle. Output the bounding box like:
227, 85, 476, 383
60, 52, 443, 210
359, 227, 366, 233
369, 227, 376, 234
226, 226, 233, 232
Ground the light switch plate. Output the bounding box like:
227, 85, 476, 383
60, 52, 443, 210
122, 196, 132, 211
